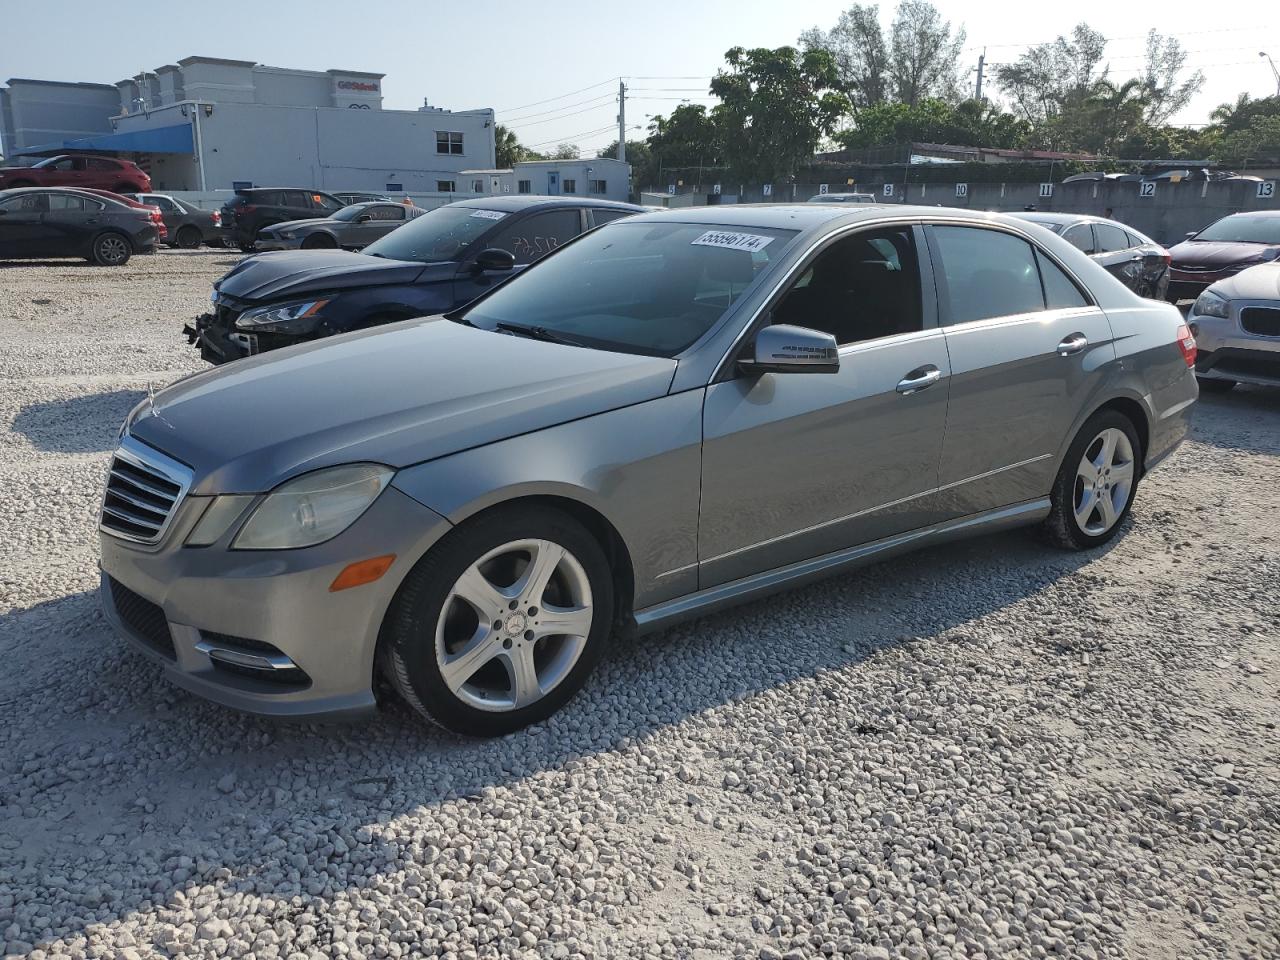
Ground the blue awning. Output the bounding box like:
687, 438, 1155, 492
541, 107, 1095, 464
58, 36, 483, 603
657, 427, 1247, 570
16, 122, 194, 155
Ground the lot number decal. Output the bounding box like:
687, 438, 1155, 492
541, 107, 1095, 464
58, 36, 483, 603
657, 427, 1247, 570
955, 183, 968, 198
1259, 181, 1277, 199
1039, 183, 1054, 198
470, 209, 506, 220
883, 183, 895, 197
762, 184, 773, 197
1139, 181, 1156, 198
691, 231, 775, 253
819, 184, 829, 195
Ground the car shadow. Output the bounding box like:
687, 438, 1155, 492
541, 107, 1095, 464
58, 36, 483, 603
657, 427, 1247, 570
12, 389, 146, 453
1191, 386, 1280, 453
0, 259, 101, 269
0, 519, 1122, 948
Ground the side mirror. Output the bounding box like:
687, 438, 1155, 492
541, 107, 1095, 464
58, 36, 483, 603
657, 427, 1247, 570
739, 324, 839, 375
473, 248, 515, 273
1185, 231, 1198, 240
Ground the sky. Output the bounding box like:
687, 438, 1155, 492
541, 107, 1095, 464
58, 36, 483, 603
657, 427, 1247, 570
5, 0, 1280, 157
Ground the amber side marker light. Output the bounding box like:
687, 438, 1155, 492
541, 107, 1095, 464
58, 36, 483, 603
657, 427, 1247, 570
329, 554, 396, 592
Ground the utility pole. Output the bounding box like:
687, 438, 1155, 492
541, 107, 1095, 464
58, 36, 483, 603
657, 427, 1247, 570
1262, 52, 1280, 97
974, 49, 986, 102
617, 79, 627, 163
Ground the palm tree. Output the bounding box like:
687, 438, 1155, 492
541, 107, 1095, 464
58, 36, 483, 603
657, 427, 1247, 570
494, 124, 525, 168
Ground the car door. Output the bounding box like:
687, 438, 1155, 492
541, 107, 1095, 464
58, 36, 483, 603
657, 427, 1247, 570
1092, 220, 1146, 294
43, 192, 102, 253
145, 195, 181, 235
453, 207, 584, 303
0, 191, 53, 255
698, 223, 953, 587
359, 204, 405, 246
925, 223, 1116, 519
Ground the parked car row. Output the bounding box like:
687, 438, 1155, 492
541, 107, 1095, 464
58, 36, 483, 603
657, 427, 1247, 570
101, 202, 1199, 736
0, 187, 163, 265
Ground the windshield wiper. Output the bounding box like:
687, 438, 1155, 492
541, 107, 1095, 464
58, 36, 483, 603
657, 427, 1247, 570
492, 321, 582, 346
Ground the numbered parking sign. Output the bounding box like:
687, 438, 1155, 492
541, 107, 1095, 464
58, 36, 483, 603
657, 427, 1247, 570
667, 184, 676, 196
762, 183, 773, 197
1259, 180, 1277, 200
1139, 180, 1156, 198
712, 183, 721, 195
1039, 183, 1054, 198
883, 183, 895, 197
818, 183, 829, 195
955, 183, 968, 199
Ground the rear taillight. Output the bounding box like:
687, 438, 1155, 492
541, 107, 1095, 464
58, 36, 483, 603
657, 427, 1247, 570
212, 210, 222, 226
1176, 323, 1196, 367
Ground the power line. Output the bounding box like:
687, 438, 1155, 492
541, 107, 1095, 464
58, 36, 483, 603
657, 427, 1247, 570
503, 93, 616, 125
525, 122, 619, 150
505, 101, 616, 130
494, 77, 618, 114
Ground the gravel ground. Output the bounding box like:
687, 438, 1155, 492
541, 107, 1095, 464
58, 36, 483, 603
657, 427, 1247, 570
1, 250, 1278, 960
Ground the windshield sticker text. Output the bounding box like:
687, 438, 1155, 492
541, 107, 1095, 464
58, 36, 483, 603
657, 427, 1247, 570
470, 209, 506, 221
691, 231, 774, 252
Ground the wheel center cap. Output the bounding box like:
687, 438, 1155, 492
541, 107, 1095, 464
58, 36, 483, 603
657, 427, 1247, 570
504, 613, 528, 635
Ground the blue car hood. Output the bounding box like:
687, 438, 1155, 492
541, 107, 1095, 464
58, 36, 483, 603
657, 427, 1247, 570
128, 318, 678, 494
215, 250, 449, 301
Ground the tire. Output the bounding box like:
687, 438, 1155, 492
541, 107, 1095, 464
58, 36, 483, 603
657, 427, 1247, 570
175, 225, 202, 249
301, 233, 337, 249
380, 505, 614, 737
1196, 377, 1235, 394
90, 232, 132, 266
238, 240, 256, 253
1042, 409, 1142, 550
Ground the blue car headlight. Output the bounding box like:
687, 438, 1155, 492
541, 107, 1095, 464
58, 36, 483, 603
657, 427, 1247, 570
234, 298, 331, 333
1191, 291, 1230, 320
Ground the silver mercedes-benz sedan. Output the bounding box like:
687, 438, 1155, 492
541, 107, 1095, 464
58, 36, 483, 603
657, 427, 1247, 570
99, 205, 1198, 736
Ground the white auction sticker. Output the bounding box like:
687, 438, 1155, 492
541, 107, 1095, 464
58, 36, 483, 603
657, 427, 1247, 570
470, 209, 506, 220
691, 230, 774, 252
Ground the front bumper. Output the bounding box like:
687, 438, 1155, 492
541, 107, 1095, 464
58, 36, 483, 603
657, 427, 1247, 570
255, 236, 302, 251
99, 483, 452, 719
1191, 302, 1280, 387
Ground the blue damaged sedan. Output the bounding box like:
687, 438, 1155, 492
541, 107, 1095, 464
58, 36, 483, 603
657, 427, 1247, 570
101, 204, 1197, 736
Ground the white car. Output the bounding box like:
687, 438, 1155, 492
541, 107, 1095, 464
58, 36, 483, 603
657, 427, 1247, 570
1186, 263, 1280, 391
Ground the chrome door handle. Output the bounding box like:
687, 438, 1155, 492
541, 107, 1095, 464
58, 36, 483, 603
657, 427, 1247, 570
1057, 333, 1088, 356
896, 365, 942, 394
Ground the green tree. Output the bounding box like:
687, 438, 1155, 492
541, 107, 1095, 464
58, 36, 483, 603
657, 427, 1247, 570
888, 0, 966, 106
1215, 115, 1280, 163
800, 4, 891, 109
710, 46, 848, 182
646, 104, 722, 170
547, 143, 580, 160
994, 23, 1108, 137
835, 97, 1027, 149
494, 124, 532, 168
1138, 30, 1204, 126
597, 139, 656, 192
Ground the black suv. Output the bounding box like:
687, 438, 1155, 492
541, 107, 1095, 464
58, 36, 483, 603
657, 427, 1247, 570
221, 188, 346, 251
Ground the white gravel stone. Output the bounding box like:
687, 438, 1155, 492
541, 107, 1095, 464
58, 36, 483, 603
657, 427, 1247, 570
0, 252, 1278, 959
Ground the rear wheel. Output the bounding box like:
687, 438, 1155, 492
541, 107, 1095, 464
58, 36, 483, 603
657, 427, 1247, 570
175, 225, 202, 249
380, 505, 614, 737
301, 233, 337, 249
90, 232, 132, 266
237, 240, 256, 253
1042, 410, 1141, 550
1196, 377, 1236, 394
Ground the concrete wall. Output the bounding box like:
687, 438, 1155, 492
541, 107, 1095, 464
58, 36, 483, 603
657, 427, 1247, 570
711, 177, 1280, 246
0, 79, 118, 155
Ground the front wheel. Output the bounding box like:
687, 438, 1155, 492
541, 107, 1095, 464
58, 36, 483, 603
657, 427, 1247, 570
90, 232, 132, 266
175, 225, 202, 249
1042, 410, 1142, 550
301, 233, 337, 249
380, 506, 614, 737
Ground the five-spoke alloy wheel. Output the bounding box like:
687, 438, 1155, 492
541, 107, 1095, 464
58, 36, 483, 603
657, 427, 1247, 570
1044, 410, 1143, 550
381, 506, 614, 736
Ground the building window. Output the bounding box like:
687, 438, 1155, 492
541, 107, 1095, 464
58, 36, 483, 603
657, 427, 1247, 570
385, 183, 403, 192
589, 179, 607, 195
437, 180, 456, 193
563, 179, 577, 194
472, 179, 484, 193
436, 131, 464, 155
518, 180, 531, 194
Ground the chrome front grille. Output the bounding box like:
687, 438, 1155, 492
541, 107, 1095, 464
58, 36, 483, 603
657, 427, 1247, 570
100, 436, 193, 544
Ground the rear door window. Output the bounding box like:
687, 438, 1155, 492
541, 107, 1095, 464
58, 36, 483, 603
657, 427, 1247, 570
1094, 222, 1132, 253
589, 208, 634, 228
1061, 223, 1095, 254
931, 226, 1046, 324
282, 191, 311, 209
0, 193, 49, 212
1035, 250, 1088, 309
47, 193, 86, 211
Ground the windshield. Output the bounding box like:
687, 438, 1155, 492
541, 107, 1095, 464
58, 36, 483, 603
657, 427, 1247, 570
30, 156, 63, 169
463, 220, 799, 357
363, 205, 506, 262
1195, 215, 1280, 244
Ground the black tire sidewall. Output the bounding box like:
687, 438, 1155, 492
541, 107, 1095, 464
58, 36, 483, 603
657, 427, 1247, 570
176, 226, 201, 249
1048, 410, 1142, 550
383, 506, 614, 737
302, 234, 335, 249
92, 233, 130, 266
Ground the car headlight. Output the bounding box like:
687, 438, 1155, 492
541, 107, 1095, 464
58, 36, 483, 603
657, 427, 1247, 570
232, 464, 394, 550
1191, 291, 1230, 320
234, 299, 331, 333
279, 231, 295, 240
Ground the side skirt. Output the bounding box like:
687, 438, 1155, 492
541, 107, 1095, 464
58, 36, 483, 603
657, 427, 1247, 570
631, 498, 1051, 635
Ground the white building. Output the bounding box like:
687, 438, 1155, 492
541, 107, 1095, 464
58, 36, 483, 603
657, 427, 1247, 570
2, 57, 495, 197
0, 78, 118, 156
460, 157, 632, 204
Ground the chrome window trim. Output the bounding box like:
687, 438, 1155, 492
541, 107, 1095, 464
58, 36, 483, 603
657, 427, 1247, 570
710, 214, 1096, 383
100, 435, 194, 545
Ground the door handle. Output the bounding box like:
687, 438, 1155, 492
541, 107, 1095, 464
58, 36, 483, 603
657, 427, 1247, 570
1057, 333, 1088, 356
896, 365, 942, 395
86, 218, 99, 224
